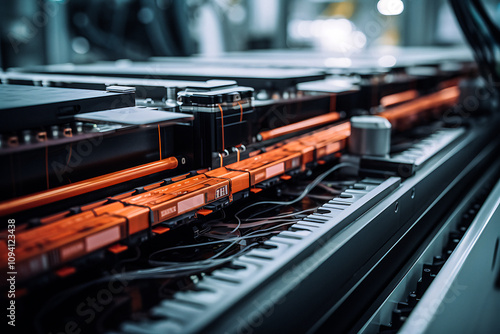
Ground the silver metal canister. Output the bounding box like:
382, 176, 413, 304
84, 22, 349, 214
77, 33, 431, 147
349, 115, 391, 157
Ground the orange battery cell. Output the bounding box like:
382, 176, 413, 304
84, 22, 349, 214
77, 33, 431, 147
205, 168, 250, 193
120, 177, 230, 224
315, 139, 347, 159
143, 181, 166, 191
111, 205, 151, 235
142, 174, 214, 199
227, 150, 302, 186
293, 122, 350, 160
281, 141, 315, 171
39, 210, 75, 225
92, 201, 125, 216
86, 200, 150, 235
15, 214, 123, 260
107, 190, 139, 201
80, 199, 110, 212
155, 179, 230, 223
13, 215, 126, 280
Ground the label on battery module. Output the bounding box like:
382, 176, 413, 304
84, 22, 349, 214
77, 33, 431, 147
265, 163, 285, 179
215, 185, 229, 199
85, 226, 121, 252
159, 206, 177, 220
326, 141, 342, 155
177, 194, 205, 214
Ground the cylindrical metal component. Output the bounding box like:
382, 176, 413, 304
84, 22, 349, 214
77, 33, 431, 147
349, 115, 391, 157
75, 122, 84, 133
166, 87, 178, 101
50, 125, 59, 139
22, 130, 32, 144
165, 87, 179, 108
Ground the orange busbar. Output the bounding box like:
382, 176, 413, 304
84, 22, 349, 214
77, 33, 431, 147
257, 111, 341, 141
0, 157, 179, 216
379, 86, 459, 129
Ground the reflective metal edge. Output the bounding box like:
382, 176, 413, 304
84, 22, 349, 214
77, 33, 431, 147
358, 157, 500, 333
400, 177, 500, 333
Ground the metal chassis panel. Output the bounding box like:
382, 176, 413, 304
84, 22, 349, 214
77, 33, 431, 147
202, 117, 500, 334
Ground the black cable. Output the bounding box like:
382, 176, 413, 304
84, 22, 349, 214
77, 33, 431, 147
450, 0, 500, 91
140, 0, 179, 56
231, 162, 355, 233
34, 241, 257, 334
471, 0, 500, 45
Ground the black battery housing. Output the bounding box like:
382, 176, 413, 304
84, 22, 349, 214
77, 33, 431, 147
177, 84, 254, 169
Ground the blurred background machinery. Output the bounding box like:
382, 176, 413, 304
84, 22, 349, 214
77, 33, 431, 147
1, 0, 499, 69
